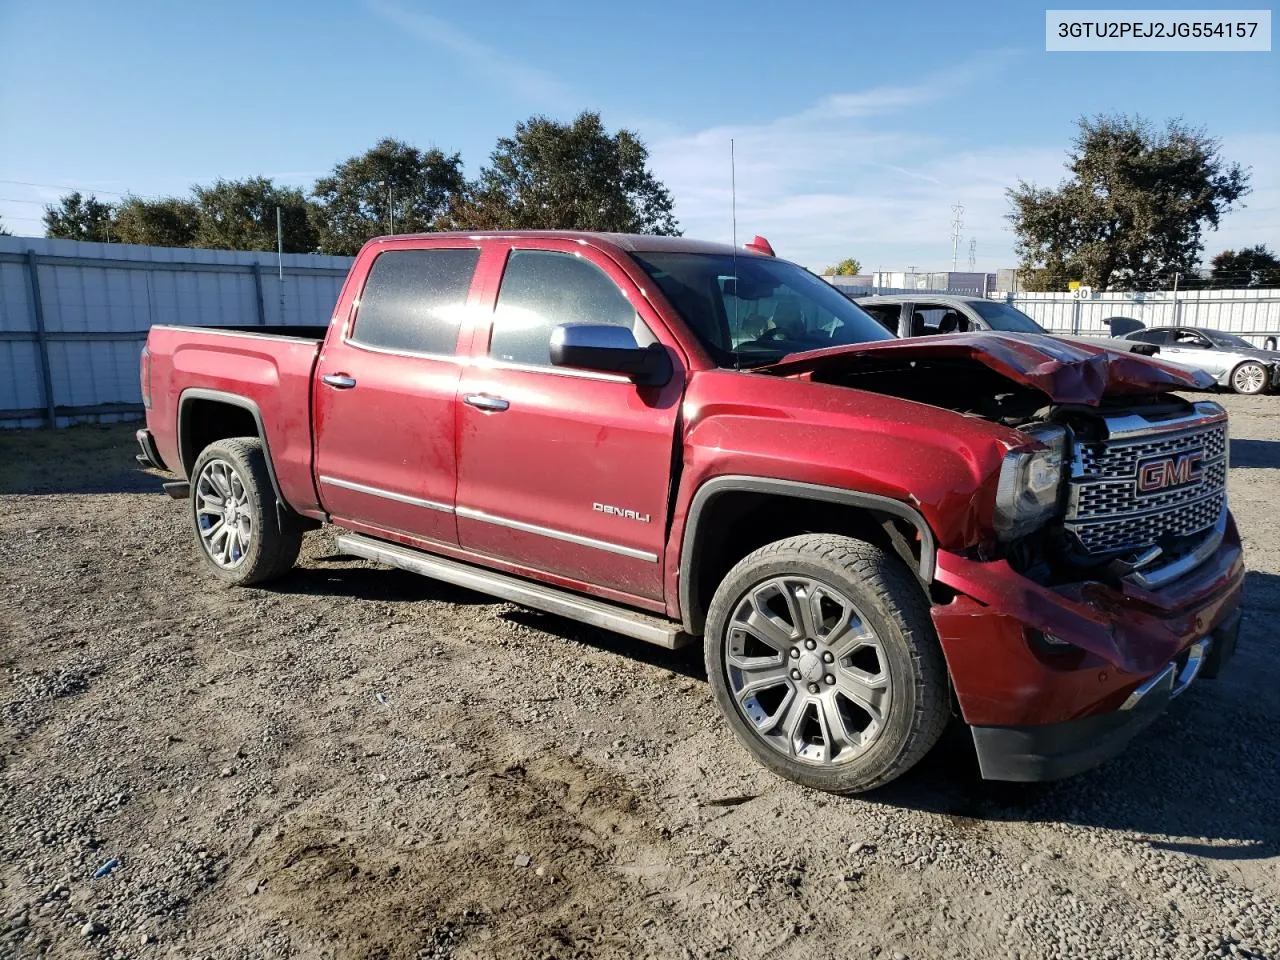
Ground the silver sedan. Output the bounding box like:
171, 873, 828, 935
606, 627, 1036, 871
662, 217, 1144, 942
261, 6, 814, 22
1118, 326, 1280, 395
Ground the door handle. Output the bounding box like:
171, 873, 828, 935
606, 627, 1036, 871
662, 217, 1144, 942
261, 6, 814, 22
322, 373, 357, 389
463, 393, 510, 412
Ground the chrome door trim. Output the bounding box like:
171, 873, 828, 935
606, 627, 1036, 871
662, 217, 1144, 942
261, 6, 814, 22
341, 336, 462, 364
319, 475, 454, 514
455, 506, 659, 562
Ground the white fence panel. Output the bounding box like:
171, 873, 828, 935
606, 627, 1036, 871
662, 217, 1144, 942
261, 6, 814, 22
1005, 288, 1280, 345
0, 236, 354, 427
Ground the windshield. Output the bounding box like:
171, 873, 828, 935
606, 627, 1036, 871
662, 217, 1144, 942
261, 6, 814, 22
969, 300, 1046, 334
1204, 330, 1254, 349
630, 252, 893, 366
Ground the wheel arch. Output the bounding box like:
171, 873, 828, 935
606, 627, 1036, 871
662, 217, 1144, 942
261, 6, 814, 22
177, 388, 284, 504
678, 476, 937, 636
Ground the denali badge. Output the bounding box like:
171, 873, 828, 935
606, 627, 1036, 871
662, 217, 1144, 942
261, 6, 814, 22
1136, 451, 1204, 494
593, 502, 650, 523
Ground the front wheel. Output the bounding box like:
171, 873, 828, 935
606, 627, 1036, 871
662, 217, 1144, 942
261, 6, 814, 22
1231, 361, 1269, 395
704, 535, 950, 794
190, 437, 303, 586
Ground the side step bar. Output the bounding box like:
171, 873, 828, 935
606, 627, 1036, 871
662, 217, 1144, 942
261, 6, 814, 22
335, 533, 693, 650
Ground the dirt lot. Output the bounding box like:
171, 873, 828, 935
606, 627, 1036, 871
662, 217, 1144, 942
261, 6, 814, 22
2, 396, 1278, 960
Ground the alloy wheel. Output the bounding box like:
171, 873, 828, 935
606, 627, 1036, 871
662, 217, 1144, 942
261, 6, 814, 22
1233, 363, 1266, 394
195, 459, 253, 569
724, 576, 890, 766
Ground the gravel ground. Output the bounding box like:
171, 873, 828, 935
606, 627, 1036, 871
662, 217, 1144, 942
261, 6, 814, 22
1, 395, 1277, 960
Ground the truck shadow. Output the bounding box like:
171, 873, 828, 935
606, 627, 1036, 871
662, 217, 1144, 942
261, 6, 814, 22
499, 608, 707, 680
1230, 438, 1280, 468
867, 568, 1280, 862
266, 562, 494, 608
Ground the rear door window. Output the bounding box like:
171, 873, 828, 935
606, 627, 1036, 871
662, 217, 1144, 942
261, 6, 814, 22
351, 248, 480, 355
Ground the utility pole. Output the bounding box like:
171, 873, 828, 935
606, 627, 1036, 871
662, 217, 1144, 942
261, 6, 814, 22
388, 185, 395, 234
276, 206, 285, 323
968, 238, 976, 272
950, 203, 965, 273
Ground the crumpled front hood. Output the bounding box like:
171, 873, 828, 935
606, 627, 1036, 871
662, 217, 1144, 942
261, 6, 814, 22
761, 332, 1215, 405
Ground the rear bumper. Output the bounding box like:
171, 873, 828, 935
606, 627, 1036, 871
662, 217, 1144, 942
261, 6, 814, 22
135, 429, 167, 471
970, 611, 1239, 781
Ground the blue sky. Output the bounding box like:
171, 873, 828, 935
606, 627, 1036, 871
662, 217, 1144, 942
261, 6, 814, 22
0, 0, 1275, 271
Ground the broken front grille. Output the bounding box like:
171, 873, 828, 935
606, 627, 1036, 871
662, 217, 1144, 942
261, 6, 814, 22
1064, 405, 1228, 557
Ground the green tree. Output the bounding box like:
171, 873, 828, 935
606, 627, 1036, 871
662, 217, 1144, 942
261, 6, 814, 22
824, 257, 862, 276
0, 216, 10, 237
451, 111, 680, 235
43, 191, 116, 242
1007, 116, 1249, 291
192, 177, 317, 253
311, 138, 466, 255
1210, 244, 1280, 288
113, 195, 200, 247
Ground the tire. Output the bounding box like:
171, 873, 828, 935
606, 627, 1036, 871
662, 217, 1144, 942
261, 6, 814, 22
1230, 361, 1269, 395
189, 437, 303, 586
704, 534, 949, 794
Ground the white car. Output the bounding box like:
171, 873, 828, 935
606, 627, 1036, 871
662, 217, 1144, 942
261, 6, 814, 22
1116, 325, 1280, 395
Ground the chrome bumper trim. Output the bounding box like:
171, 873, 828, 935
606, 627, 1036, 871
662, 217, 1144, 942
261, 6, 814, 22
1123, 508, 1228, 591
1120, 639, 1210, 711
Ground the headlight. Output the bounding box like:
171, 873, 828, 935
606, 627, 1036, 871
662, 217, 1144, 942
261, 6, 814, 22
994, 424, 1066, 541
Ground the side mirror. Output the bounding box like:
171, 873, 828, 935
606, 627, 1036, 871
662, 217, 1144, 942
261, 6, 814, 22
550, 324, 673, 387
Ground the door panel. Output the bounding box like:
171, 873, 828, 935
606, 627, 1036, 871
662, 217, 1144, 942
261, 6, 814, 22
312, 245, 483, 544
314, 344, 463, 543
454, 244, 681, 602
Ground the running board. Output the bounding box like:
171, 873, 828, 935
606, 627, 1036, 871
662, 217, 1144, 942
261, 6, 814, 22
335, 533, 692, 650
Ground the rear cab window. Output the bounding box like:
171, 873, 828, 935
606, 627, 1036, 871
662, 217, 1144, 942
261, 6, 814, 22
350, 247, 480, 355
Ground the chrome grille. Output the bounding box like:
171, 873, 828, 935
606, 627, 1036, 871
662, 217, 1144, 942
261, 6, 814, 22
1064, 404, 1228, 556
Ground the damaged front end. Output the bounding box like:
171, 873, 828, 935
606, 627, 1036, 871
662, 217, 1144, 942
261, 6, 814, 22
765, 334, 1244, 780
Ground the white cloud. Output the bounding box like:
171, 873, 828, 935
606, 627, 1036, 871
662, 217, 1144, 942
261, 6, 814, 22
644, 64, 1064, 272
645, 66, 1276, 274
365, 0, 577, 113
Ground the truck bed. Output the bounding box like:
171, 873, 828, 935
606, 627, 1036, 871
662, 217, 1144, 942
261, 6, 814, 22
144, 323, 326, 515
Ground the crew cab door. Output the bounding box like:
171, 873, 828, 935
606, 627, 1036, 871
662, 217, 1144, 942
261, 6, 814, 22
313, 243, 483, 544
453, 241, 683, 604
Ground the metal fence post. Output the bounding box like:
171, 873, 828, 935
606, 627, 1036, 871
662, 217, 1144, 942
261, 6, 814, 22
252, 261, 267, 325
24, 250, 57, 428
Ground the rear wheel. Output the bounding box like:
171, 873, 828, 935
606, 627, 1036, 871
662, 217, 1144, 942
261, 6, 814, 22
190, 437, 303, 585
1231, 361, 1268, 395
704, 534, 949, 793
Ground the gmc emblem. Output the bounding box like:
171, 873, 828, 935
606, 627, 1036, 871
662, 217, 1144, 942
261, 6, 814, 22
1136, 451, 1204, 494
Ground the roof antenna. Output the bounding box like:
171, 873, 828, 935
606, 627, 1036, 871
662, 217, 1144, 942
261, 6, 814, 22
731, 138, 740, 370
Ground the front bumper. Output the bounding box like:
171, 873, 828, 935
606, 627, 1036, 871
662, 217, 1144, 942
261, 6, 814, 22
930, 517, 1245, 781
970, 611, 1239, 781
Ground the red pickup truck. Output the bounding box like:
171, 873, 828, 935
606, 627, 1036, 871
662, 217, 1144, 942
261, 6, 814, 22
137, 231, 1243, 793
